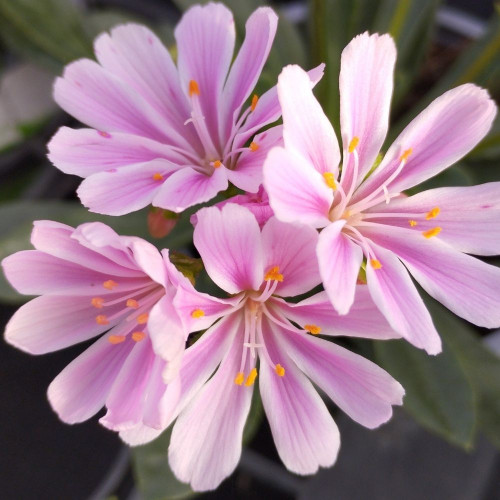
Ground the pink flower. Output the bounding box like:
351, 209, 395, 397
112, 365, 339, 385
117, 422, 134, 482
145, 204, 404, 491
2, 221, 187, 437
263, 33, 500, 355
48, 3, 322, 215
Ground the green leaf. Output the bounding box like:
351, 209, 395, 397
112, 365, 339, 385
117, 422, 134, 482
374, 330, 475, 448
0, 201, 193, 303
132, 427, 194, 500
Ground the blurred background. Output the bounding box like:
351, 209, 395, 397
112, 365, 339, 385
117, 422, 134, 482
0, 0, 499, 498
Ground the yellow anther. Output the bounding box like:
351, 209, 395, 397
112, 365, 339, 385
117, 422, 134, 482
264, 265, 284, 282
91, 297, 104, 309
370, 259, 382, 270
137, 313, 149, 324
191, 308, 205, 318
251, 94, 259, 112
108, 335, 126, 344
400, 148, 413, 162
304, 324, 322, 335
96, 314, 109, 325
213, 160, 222, 168
425, 207, 440, 220
422, 227, 442, 239
348, 136, 359, 153
188, 79, 200, 96
234, 372, 245, 386
323, 172, 337, 190
245, 368, 258, 386
275, 364, 285, 377
103, 280, 118, 290
409, 220, 418, 227
132, 331, 146, 342
152, 172, 164, 181
126, 299, 139, 309
249, 141, 259, 152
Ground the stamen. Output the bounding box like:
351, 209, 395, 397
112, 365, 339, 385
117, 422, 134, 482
251, 94, 259, 112
188, 79, 200, 96
249, 141, 259, 152
426, 207, 440, 220
132, 331, 146, 342
409, 220, 417, 227
126, 299, 139, 309
422, 227, 442, 239
264, 266, 284, 282
212, 160, 222, 168
400, 148, 413, 162
103, 280, 118, 290
383, 185, 391, 204
191, 308, 205, 318
323, 172, 337, 190
304, 324, 321, 335
245, 368, 258, 386
234, 372, 245, 386
108, 335, 126, 344
348, 136, 359, 153
91, 297, 104, 309
137, 313, 149, 324
96, 314, 109, 325
152, 173, 164, 181
275, 364, 285, 377
370, 259, 382, 269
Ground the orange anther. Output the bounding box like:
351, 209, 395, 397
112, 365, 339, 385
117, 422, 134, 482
304, 324, 321, 335
251, 94, 259, 112
126, 299, 139, 309
91, 297, 104, 309
370, 259, 382, 270
137, 313, 149, 324
189, 79, 200, 96
132, 331, 146, 342
103, 280, 118, 290
249, 141, 259, 152
152, 173, 164, 181
108, 335, 126, 344
96, 314, 109, 325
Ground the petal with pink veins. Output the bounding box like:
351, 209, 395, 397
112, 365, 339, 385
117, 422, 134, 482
47, 334, 135, 423
193, 204, 264, 294
153, 165, 228, 213
362, 224, 500, 329
278, 65, 340, 176
261, 217, 320, 297
317, 220, 363, 314
365, 241, 441, 354
264, 147, 333, 228
260, 318, 340, 475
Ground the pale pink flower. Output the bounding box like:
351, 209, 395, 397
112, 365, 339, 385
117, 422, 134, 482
2, 221, 187, 435
142, 204, 404, 491
48, 3, 322, 215
263, 33, 500, 355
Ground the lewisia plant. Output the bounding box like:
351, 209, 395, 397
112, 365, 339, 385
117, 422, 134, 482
143, 204, 404, 491
2, 221, 188, 439
47, 2, 320, 215
264, 33, 500, 355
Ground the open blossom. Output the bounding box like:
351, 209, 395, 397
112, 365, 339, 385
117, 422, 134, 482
2, 221, 187, 435
142, 204, 404, 491
263, 33, 500, 355
47, 3, 320, 215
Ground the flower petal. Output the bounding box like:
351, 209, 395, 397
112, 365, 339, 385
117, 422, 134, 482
119, 424, 163, 446
220, 7, 278, 142
339, 33, 396, 188
278, 65, 340, 175
277, 328, 404, 428
175, 2, 235, 148
259, 318, 340, 475
365, 241, 441, 354
355, 84, 497, 201
47, 334, 134, 423
169, 323, 252, 491
274, 288, 401, 340
364, 182, 500, 256
317, 220, 363, 314
48, 127, 187, 178
153, 165, 228, 213
261, 216, 320, 297
77, 160, 179, 215
264, 147, 333, 228
193, 204, 263, 294
362, 224, 500, 328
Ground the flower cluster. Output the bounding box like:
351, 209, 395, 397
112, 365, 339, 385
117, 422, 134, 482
3, 2, 500, 493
